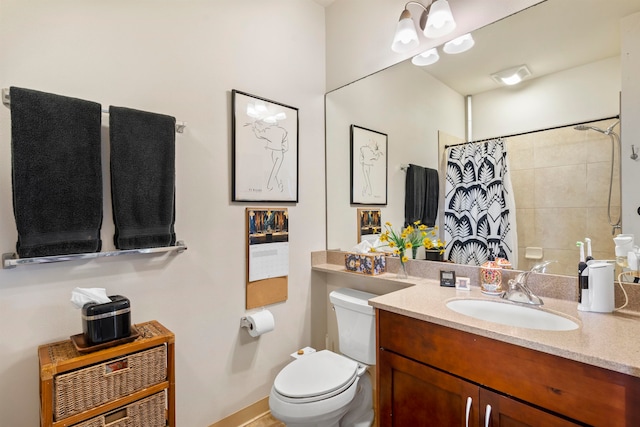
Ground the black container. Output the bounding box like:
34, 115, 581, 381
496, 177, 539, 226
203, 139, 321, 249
82, 295, 131, 345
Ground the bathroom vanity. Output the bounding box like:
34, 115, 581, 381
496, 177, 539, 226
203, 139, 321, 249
376, 309, 639, 426
311, 251, 640, 427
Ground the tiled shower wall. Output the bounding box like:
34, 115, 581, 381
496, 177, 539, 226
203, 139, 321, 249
508, 118, 620, 276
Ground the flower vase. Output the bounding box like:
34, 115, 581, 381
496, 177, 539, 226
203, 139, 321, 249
425, 249, 444, 262
397, 261, 408, 279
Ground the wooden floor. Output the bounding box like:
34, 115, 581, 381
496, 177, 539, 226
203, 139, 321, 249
243, 413, 285, 427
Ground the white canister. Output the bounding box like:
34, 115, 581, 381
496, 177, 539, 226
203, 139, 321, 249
587, 262, 615, 313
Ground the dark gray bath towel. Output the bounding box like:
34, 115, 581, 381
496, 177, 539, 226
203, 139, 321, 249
109, 106, 176, 249
404, 164, 439, 227
404, 164, 426, 227
424, 167, 439, 227
10, 87, 103, 258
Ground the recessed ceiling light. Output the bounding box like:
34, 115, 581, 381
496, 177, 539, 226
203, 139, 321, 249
491, 65, 532, 86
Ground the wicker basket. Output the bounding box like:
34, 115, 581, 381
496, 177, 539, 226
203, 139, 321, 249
54, 345, 167, 420
70, 391, 166, 427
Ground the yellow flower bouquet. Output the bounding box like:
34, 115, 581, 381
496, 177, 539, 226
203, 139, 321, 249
371, 220, 433, 261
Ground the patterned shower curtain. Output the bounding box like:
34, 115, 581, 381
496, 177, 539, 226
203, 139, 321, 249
443, 138, 517, 267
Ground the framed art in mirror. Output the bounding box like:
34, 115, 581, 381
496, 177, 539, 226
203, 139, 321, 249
357, 208, 382, 243
350, 125, 387, 205
232, 90, 298, 202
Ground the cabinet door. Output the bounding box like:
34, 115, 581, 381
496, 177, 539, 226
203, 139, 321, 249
379, 350, 479, 427
480, 388, 582, 427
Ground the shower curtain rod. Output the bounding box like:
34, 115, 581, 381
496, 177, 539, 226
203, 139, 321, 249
444, 115, 620, 149
1, 88, 186, 133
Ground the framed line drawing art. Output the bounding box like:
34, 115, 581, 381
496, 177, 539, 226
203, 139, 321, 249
350, 125, 387, 205
232, 90, 299, 202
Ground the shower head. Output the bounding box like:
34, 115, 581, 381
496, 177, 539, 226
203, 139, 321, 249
574, 120, 620, 135
574, 124, 607, 134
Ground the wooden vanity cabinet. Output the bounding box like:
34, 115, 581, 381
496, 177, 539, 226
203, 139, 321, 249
376, 309, 640, 427
379, 350, 579, 426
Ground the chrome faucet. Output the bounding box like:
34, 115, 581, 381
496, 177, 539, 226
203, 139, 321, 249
501, 261, 555, 306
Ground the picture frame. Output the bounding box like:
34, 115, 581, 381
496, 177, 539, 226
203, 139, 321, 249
232, 90, 299, 202
357, 208, 382, 243
245, 208, 289, 308
350, 125, 387, 205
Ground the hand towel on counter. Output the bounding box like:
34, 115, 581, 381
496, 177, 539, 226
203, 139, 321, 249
10, 87, 103, 258
404, 164, 439, 227
109, 106, 176, 250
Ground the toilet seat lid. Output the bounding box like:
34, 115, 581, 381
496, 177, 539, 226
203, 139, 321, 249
273, 350, 358, 400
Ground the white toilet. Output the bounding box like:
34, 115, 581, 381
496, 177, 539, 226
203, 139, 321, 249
269, 288, 377, 427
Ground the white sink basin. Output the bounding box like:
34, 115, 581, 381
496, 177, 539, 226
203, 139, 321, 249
446, 299, 579, 331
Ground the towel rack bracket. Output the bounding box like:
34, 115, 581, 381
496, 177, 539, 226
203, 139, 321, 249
2, 252, 17, 269
1, 88, 9, 108
2, 241, 188, 269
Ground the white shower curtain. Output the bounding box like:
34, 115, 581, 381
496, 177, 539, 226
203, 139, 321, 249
443, 138, 517, 267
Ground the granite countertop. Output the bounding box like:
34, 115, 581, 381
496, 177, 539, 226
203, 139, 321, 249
368, 280, 640, 378
312, 252, 640, 378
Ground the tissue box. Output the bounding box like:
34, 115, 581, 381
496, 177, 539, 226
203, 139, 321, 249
345, 253, 386, 275
82, 295, 131, 345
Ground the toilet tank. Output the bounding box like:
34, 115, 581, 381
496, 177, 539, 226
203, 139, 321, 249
329, 288, 377, 365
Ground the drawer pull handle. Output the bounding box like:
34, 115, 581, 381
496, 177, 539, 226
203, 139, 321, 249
485, 404, 492, 427
104, 407, 129, 426
104, 358, 130, 375
465, 396, 472, 427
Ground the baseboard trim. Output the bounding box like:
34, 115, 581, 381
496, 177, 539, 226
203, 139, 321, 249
209, 397, 270, 427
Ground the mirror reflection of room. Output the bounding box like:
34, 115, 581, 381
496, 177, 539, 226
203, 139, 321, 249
326, 0, 635, 276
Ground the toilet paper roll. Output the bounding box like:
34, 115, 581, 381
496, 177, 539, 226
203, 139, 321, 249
246, 310, 275, 337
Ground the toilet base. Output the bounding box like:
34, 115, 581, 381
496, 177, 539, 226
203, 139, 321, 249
340, 371, 374, 427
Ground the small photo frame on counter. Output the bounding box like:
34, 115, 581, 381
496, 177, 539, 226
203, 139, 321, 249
456, 277, 471, 291
456, 276, 471, 291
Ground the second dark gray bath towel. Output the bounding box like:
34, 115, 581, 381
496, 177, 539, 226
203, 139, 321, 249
109, 106, 176, 249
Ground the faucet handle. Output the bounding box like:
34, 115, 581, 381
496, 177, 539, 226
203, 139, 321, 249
530, 260, 556, 273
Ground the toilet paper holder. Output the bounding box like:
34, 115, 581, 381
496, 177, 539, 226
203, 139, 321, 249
240, 309, 276, 337
240, 317, 251, 329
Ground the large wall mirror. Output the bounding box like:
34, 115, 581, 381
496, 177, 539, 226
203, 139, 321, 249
326, 0, 640, 276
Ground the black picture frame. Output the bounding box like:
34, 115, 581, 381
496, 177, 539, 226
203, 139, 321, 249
232, 90, 299, 202
350, 125, 388, 205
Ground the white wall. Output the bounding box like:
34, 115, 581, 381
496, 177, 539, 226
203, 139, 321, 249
325, 0, 544, 91
0, 1, 326, 426
326, 61, 464, 251
472, 57, 621, 140
621, 12, 640, 239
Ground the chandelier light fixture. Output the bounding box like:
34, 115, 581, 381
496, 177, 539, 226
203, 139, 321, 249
391, 1, 474, 67
391, 0, 457, 53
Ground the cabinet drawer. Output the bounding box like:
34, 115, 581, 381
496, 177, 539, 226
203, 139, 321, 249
70, 391, 166, 427
54, 345, 167, 421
